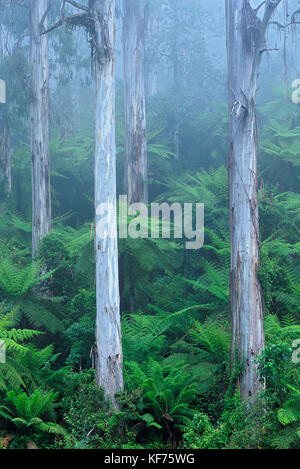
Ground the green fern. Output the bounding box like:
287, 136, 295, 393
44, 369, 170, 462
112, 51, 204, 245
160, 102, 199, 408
0, 305, 42, 391
166, 319, 230, 394
122, 305, 201, 363
0, 388, 67, 437
0, 254, 63, 333
274, 385, 300, 449
124, 358, 195, 435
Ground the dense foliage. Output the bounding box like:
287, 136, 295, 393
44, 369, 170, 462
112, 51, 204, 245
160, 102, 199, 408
0, 0, 300, 450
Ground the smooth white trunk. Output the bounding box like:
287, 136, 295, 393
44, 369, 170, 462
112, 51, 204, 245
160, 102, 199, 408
172, 0, 180, 161
226, 0, 265, 401
30, 0, 51, 255
93, 0, 123, 407
0, 31, 11, 196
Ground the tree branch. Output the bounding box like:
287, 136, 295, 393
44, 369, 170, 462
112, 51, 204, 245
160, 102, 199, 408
261, 0, 282, 34
65, 0, 88, 11
41, 12, 90, 35
269, 8, 300, 30
260, 46, 279, 54
254, 1, 266, 15
291, 8, 300, 23
264, 3, 300, 31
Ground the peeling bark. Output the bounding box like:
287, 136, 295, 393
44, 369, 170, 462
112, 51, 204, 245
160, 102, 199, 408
225, 0, 281, 401
0, 31, 11, 197
93, 0, 123, 407
30, 0, 51, 255
123, 0, 148, 204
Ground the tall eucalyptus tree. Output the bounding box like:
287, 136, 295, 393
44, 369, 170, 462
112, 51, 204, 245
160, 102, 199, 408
92, 0, 123, 406
0, 14, 11, 197
44, 0, 123, 406
226, 0, 300, 401
0, 78, 11, 196
30, 0, 51, 255
171, 0, 180, 161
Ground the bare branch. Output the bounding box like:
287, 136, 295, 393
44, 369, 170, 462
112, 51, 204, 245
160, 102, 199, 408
261, 0, 282, 34
41, 12, 90, 35
291, 8, 300, 23
267, 5, 300, 30
41, 17, 65, 35
254, 1, 266, 15
41, 0, 94, 37
65, 0, 88, 11
260, 46, 279, 54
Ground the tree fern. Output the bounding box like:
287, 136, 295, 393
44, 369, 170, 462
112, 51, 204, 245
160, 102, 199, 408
0, 305, 41, 391
122, 305, 202, 363
124, 358, 195, 435
0, 388, 67, 437
0, 254, 63, 333
166, 319, 230, 395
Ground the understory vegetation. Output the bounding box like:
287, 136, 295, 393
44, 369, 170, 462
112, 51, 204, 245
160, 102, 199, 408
0, 93, 299, 449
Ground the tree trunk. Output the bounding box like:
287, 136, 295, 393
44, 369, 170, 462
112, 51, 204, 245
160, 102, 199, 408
123, 0, 148, 204
30, 0, 51, 255
226, 0, 281, 402
0, 31, 11, 197
172, 0, 180, 162
93, 0, 123, 407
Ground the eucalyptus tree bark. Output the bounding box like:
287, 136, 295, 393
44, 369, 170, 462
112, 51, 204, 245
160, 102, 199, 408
226, 0, 281, 402
123, 0, 148, 204
30, 0, 51, 255
41, 0, 123, 409
93, 0, 123, 407
0, 33, 11, 196
172, 0, 180, 162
